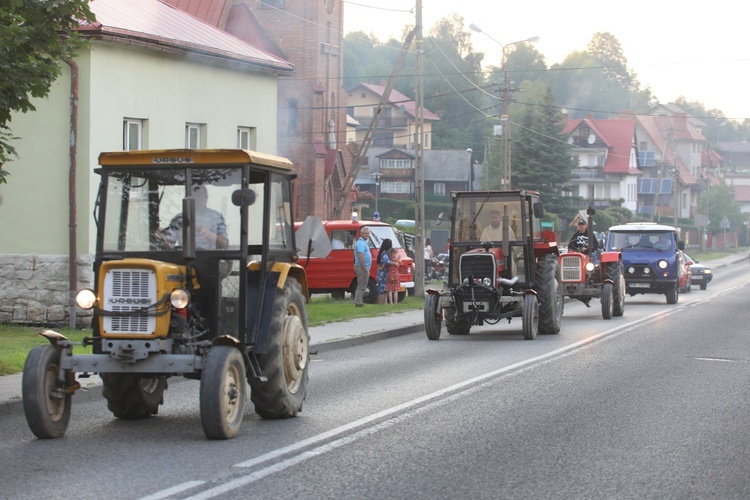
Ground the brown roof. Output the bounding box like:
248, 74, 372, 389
79, 0, 292, 72
350, 83, 441, 121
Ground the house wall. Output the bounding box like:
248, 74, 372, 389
0, 42, 280, 324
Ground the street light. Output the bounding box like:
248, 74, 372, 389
469, 23, 539, 189
466, 148, 473, 191
370, 171, 382, 213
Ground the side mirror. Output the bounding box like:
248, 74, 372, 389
533, 202, 544, 219
232, 188, 256, 207
677, 240, 685, 250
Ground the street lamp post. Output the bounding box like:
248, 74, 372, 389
466, 148, 473, 191
370, 172, 382, 214
469, 24, 539, 189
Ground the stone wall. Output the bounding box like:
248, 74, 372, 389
0, 254, 94, 326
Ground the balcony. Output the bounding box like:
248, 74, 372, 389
571, 168, 605, 180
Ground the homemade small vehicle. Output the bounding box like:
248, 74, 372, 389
22, 149, 325, 440
423, 190, 563, 341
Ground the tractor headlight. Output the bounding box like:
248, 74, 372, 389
658, 260, 668, 269
585, 262, 595, 272
170, 288, 190, 309
75, 289, 97, 310
643, 267, 651, 275
483, 277, 492, 286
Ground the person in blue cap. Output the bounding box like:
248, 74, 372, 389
373, 211, 380, 222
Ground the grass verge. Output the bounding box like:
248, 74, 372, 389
0, 294, 426, 376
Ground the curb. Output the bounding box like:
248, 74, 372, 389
1, 323, 423, 418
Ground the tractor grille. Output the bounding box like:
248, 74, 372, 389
560, 255, 583, 282
459, 253, 495, 285
103, 269, 157, 334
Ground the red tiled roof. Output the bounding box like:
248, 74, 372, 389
80, 0, 292, 72
162, 0, 227, 27
564, 118, 640, 175
352, 83, 440, 121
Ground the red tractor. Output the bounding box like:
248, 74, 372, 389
559, 208, 625, 319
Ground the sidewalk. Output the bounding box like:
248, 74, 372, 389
0, 307, 425, 418
3, 251, 746, 419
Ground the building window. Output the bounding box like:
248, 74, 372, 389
185, 123, 204, 148
379, 159, 411, 169
237, 127, 255, 149
594, 185, 611, 199
381, 181, 410, 194
434, 183, 445, 196
123, 119, 144, 150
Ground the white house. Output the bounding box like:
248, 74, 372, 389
0, 0, 292, 324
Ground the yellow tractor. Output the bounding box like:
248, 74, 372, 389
22, 149, 325, 439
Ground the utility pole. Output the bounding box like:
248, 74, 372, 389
500, 63, 511, 189
414, 0, 425, 296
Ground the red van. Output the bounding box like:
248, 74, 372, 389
294, 220, 414, 303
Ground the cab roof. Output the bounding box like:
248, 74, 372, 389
609, 222, 678, 232
98, 149, 294, 171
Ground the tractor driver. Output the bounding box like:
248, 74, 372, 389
155, 185, 228, 250
568, 219, 597, 255
480, 209, 516, 242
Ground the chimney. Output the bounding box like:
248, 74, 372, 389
674, 112, 688, 130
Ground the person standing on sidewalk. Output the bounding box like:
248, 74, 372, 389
354, 227, 372, 307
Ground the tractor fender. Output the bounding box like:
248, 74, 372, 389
248, 261, 310, 299
38, 329, 70, 346
599, 251, 621, 264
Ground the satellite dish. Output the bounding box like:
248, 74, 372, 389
587, 134, 596, 144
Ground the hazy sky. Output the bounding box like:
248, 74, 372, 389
343, 0, 749, 122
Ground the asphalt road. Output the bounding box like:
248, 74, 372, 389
1, 262, 749, 499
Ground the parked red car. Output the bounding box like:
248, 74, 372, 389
294, 220, 414, 303
678, 251, 692, 293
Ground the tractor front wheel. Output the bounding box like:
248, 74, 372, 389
424, 293, 442, 340
522, 294, 539, 340
601, 282, 613, 320
22, 345, 71, 439
200, 346, 247, 439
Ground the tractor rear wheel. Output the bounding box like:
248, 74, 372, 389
535, 254, 563, 334
444, 305, 471, 335
102, 373, 166, 419
22, 345, 71, 439
250, 277, 309, 419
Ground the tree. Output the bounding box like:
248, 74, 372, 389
0, 0, 95, 182
510, 83, 577, 215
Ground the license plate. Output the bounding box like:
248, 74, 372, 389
628, 283, 650, 288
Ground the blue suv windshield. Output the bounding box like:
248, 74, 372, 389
608, 231, 674, 251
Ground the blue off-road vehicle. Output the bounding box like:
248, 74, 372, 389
605, 222, 685, 304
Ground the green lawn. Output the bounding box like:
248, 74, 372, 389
0, 294, 426, 376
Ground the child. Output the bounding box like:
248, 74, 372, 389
386, 247, 401, 304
